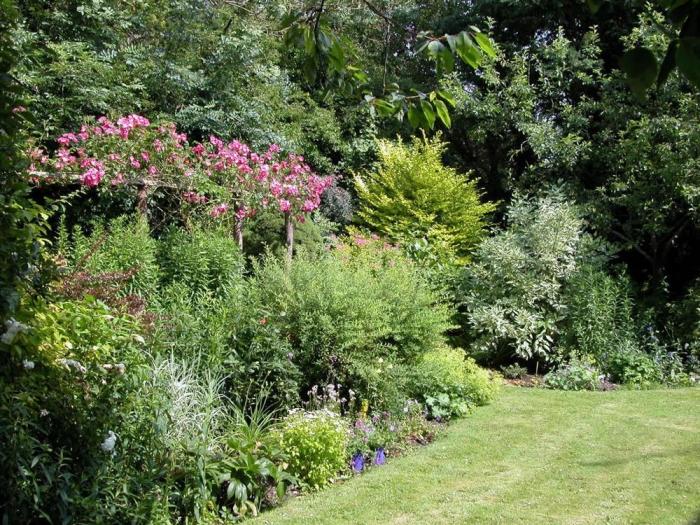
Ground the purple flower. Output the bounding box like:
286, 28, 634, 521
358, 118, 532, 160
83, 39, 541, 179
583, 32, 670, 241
351, 453, 365, 473
374, 448, 386, 466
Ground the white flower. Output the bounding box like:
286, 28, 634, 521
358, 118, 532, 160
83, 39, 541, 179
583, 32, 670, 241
101, 431, 117, 453
58, 358, 86, 374
23, 360, 35, 370
2, 318, 27, 344
40, 409, 49, 417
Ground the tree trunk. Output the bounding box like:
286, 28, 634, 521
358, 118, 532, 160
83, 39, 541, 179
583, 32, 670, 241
234, 216, 244, 251
285, 213, 294, 264
136, 182, 148, 216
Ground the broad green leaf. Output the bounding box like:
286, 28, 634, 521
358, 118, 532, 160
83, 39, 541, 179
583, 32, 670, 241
303, 27, 315, 55
446, 34, 458, 53
434, 99, 451, 128
327, 40, 346, 71
676, 37, 700, 88
473, 32, 496, 58
657, 40, 677, 87
438, 46, 455, 74
456, 32, 482, 68
420, 100, 436, 129
437, 89, 457, 107
374, 99, 396, 117
317, 29, 332, 52
620, 47, 658, 96
407, 103, 422, 128
427, 40, 444, 59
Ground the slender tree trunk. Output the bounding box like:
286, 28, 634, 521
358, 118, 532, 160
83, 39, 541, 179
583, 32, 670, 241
136, 182, 148, 216
234, 216, 244, 251
285, 213, 294, 264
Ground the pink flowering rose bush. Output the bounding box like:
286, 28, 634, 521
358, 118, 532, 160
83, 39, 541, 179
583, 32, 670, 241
31, 115, 332, 237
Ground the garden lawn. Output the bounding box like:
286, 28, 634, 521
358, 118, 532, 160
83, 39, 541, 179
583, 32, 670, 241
253, 387, 700, 525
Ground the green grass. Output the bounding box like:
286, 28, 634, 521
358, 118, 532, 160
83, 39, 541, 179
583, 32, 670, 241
253, 387, 700, 525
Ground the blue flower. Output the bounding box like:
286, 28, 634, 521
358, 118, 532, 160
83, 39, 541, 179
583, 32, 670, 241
373, 447, 386, 466
351, 452, 365, 473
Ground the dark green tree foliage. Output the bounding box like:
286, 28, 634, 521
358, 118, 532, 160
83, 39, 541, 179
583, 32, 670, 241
441, 19, 699, 322
0, 0, 48, 319
13, 0, 370, 173
280, 1, 496, 129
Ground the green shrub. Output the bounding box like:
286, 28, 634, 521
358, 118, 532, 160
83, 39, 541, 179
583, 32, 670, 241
460, 188, 596, 363
355, 134, 495, 265
544, 358, 602, 391
273, 410, 348, 489
606, 348, 662, 387
67, 215, 161, 299
250, 242, 453, 410
158, 226, 243, 295
0, 296, 163, 523
153, 283, 300, 408
243, 210, 326, 258
409, 345, 500, 419
153, 283, 237, 366
500, 363, 527, 379
564, 265, 638, 363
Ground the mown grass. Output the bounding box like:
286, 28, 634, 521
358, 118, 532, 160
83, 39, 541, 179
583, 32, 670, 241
253, 387, 700, 525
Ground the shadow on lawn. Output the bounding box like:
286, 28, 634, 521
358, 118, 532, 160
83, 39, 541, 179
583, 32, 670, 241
579, 444, 700, 468
688, 510, 700, 525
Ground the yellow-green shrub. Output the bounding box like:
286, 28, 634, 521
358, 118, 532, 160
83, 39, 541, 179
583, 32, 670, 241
273, 410, 348, 489
355, 135, 495, 264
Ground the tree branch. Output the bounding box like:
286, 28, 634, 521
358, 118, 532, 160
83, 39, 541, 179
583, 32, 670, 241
610, 229, 654, 265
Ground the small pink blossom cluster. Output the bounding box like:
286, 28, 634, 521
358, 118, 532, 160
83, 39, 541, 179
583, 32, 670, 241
33, 115, 192, 188
182, 191, 208, 204
263, 152, 333, 221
